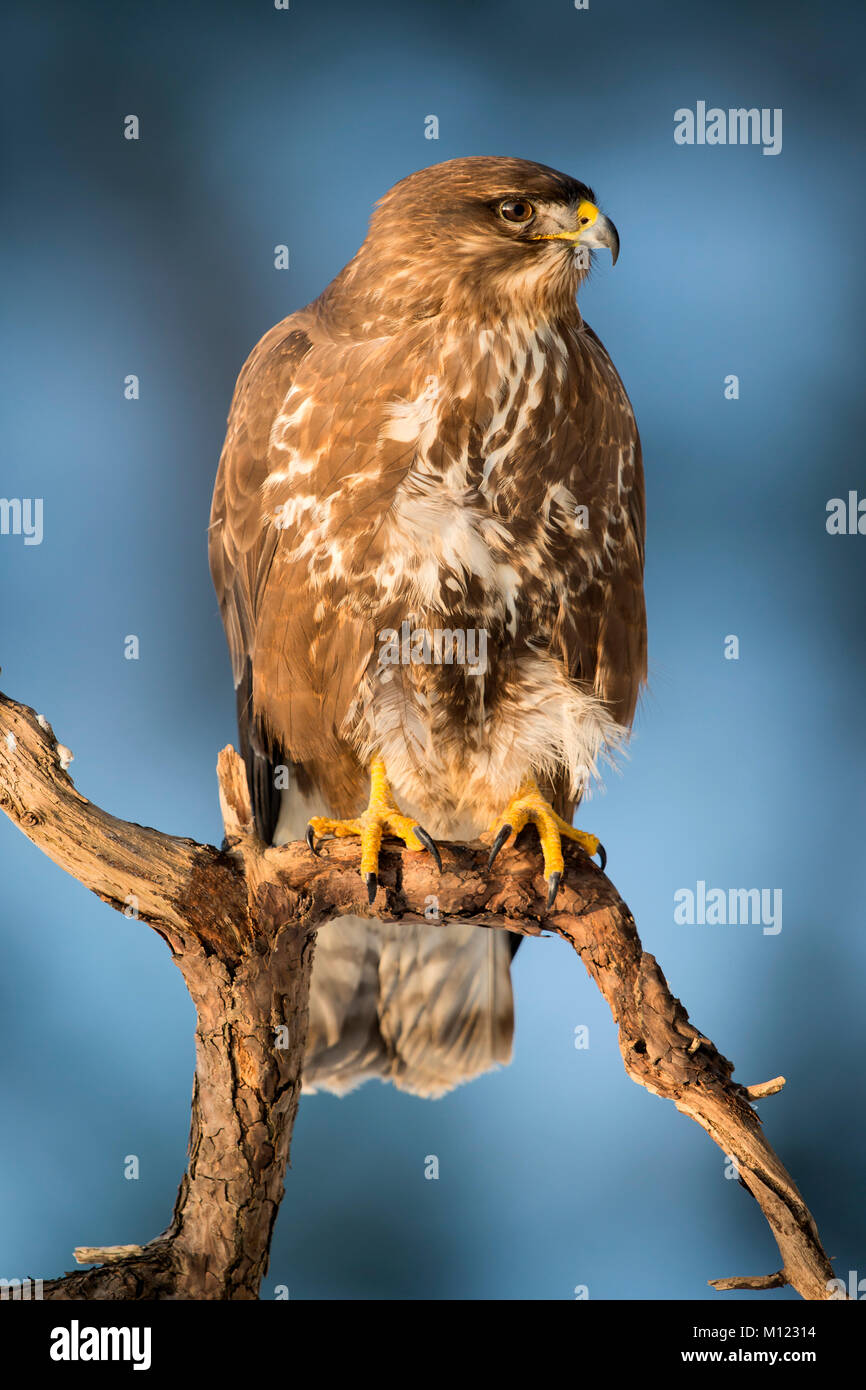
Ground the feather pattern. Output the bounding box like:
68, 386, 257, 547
209, 157, 647, 1095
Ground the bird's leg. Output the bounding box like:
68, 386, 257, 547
306, 753, 441, 904
482, 777, 606, 909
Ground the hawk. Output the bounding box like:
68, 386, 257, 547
209, 157, 646, 1097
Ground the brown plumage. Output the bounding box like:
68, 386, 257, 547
209, 157, 646, 1096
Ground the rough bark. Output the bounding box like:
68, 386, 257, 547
0, 689, 843, 1300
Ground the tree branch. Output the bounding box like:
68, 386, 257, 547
0, 689, 841, 1300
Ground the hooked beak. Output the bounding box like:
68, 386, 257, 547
531, 200, 620, 265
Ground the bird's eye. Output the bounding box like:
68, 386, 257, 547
498, 198, 535, 224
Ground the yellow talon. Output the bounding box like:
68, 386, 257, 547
307, 754, 441, 902
482, 778, 605, 907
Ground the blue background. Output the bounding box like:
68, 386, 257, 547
1, 0, 864, 1300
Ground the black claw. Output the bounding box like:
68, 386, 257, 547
547, 871, 562, 910
305, 825, 320, 856
414, 826, 442, 872
365, 871, 378, 905
487, 824, 512, 870
596, 842, 607, 872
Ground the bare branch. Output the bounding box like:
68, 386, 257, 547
74, 1244, 146, 1265
0, 688, 841, 1300
709, 1270, 788, 1292
746, 1077, 787, 1100
0, 691, 250, 957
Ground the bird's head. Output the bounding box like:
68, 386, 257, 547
330, 156, 619, 329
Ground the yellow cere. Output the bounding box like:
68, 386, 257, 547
531, 200, 600, 243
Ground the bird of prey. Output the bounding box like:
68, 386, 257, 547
209, 156, 646, 1097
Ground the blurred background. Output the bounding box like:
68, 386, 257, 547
1, 0, 864, 1300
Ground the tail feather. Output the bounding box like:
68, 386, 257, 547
377, 920, 513, 1097
236, 660, 282, 842
273, 782, 515, 1098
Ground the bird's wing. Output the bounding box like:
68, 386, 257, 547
581, 327, 647, 726
544, 323, 647, 820
209, 319, 314, 836
209, 318, 422, 827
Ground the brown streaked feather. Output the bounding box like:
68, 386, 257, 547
210, 157, 648, 1093
209, 322, 316, 835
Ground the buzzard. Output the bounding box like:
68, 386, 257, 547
209, 157, 646, 1096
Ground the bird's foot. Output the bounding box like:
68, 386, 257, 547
306, 754, 441, 903
482, 778, 606, 909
